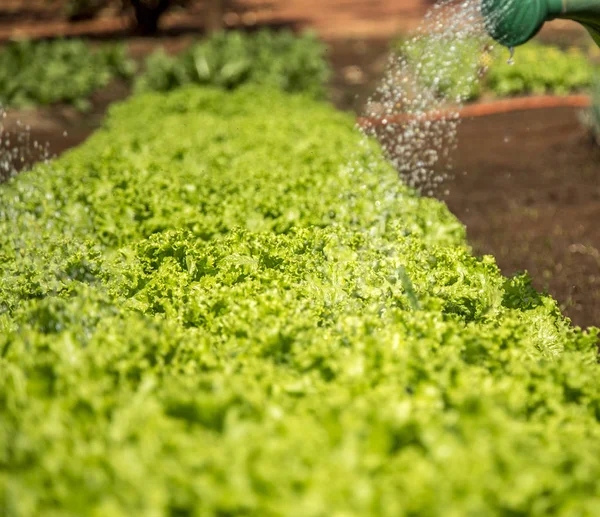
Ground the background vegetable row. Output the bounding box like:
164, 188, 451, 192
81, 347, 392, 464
0, 32, 597, 111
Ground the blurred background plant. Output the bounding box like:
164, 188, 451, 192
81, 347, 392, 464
0, 39, 136, 111
393, 37, 596, 103
486, 42, 593, 96
0, 29, 329, 110
135, 30, 330, 97
394, 36, 490, 102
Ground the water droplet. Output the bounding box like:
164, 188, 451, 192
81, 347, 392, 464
507, 46, 515, 65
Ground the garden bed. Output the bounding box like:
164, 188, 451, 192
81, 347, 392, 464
3, 4, 600, 514
3, 86, 600, 515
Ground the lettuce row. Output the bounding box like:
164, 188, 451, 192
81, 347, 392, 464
1, 87, 599, 516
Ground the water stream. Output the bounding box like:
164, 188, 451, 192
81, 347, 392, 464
359, 0, 500, 196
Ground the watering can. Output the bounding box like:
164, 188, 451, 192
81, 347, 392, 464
481, 0, 600, 48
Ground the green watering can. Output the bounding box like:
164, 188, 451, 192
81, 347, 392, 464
481, 0, 600, 48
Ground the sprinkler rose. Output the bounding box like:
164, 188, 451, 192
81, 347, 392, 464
481, 0, 600, 48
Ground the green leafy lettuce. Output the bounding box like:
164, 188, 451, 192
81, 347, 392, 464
1, 87, 599, 516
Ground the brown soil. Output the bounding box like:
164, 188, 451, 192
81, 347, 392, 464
443, 107, 600, 328
0, 0, 589, 44
1, 80, 131, 176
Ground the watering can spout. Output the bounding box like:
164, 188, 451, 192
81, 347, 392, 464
481, 0, 600, 48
